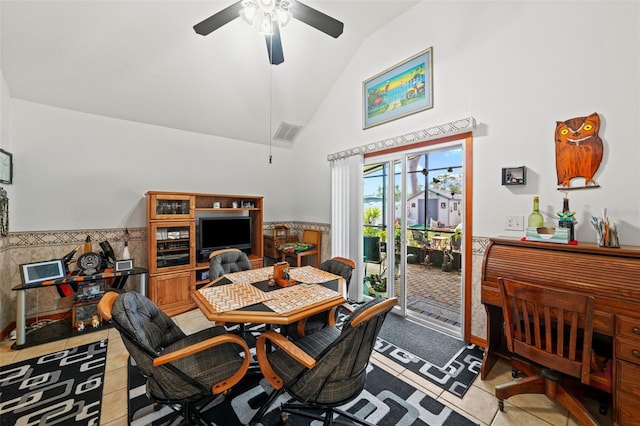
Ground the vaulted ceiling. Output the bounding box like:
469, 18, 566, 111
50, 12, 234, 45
1, 1, 418, 147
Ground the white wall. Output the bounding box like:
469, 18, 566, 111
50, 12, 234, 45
292, 0, 640, 245
11, 100, 298, 231
1, 71, 11, 151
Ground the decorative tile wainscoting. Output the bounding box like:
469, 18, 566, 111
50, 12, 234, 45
0, 227, 146, 339
0, 224, 491, 345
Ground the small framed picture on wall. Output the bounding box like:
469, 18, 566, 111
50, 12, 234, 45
0, 149, 12, 184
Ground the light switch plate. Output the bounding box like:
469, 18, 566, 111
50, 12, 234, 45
504, 215, 524, 231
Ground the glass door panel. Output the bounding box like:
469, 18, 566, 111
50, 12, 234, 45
364, 145, 464, 335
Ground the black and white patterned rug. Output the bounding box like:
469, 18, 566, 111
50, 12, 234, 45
128, 358, 479, 425
0, 339, 108, 426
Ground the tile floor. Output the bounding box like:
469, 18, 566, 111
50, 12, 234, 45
0, 308, 611, 426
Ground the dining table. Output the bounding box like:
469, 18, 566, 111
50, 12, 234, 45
191, 265, 346, 327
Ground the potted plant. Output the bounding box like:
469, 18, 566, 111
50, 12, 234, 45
450, 224, 462, 251
365, 274, 387, 296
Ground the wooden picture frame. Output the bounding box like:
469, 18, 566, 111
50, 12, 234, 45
0, 149, 13, 184
363, 47, 433, 129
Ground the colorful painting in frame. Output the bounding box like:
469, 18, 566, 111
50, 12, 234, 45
363, 47, 433, 129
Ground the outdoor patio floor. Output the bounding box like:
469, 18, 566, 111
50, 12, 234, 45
364, 260, 462, 328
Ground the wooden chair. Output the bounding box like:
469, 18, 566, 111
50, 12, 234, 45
495, 277, 607, 425
280, 229, 321, 267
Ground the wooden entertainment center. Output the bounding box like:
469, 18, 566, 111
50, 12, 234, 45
146, 191, 263, 316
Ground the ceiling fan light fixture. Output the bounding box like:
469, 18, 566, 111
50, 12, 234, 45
239, 1, 258, 25
259, 12, 274, 35
276, 8, 292, 27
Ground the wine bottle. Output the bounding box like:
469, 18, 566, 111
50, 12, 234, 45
559, 194, 575, 241
99, 240, 117, 264
527, 196, 544, 228
84, 235, 93, 254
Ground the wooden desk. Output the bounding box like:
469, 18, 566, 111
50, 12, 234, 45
191, 266, 345, 326
481, 238, 640, 425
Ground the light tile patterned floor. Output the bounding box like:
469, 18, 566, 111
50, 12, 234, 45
0, 308, 611, 425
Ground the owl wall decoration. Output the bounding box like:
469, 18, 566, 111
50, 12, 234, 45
555, 112, 603, 189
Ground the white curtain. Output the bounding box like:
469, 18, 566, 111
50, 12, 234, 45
330, 154, 363, 302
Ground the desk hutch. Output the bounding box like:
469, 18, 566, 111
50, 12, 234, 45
481, 238, 640, 425
146, 191, 264, 316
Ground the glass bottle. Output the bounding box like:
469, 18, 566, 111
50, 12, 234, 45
84, 235, 93, 254
559, 195, 575, 241
527, 196, 544, 228
122, 241, 131, 260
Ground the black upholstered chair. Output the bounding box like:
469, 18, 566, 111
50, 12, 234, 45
97, 291, 251, 425
209, 248, 252, 281
250, 297, 397, 425
209, 248, 255, 333
289, 256, 356, 339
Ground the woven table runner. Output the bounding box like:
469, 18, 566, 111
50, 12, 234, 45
198, 281, 270, 312
263, 284, 341, 314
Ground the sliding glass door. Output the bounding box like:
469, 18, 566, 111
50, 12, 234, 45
363, 143, 464, 335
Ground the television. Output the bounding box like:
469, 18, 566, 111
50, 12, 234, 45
197, 216, 252, 261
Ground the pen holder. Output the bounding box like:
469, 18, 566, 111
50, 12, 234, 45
274, 261, 296, 287
592, 214, 621, 249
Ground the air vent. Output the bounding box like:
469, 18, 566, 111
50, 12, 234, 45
273, 122, 302, 143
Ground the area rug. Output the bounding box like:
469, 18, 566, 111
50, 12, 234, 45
128, 358, 478, 425
377, 314, 484, 397
0, 339, 108, 426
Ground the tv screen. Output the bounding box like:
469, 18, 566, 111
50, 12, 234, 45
198, 216, 252, 257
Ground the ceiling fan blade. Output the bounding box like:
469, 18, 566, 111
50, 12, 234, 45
193, 1, 243, 36
265, 25, 284, 65
290, 1, 344, 38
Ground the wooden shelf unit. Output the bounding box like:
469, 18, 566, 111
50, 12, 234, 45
147, 191, 264, 316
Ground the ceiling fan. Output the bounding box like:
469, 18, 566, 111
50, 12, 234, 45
193, 0, 344, 65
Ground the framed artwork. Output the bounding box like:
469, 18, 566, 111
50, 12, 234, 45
0, 149, 12, 184
363, 47, 433, 129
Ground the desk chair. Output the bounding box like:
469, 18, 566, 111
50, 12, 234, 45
250, 297, 397, 425
97, 291, 251, 425
495, 277, 606, 425
281, 229, 321, 267
290, 256, 356, 339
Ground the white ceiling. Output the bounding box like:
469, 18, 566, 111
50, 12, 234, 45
1, 0, 418, 147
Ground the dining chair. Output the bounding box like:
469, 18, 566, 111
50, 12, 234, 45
97, 291, 251, 425
249, 296, 397, 425
209, 248, 255, 334
280, 229, 321, 267
495, 277, 610, 425
209, 248, 252, 280
288, 256, 356, 339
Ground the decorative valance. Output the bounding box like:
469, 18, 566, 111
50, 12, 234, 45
327, 117, 476, 162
